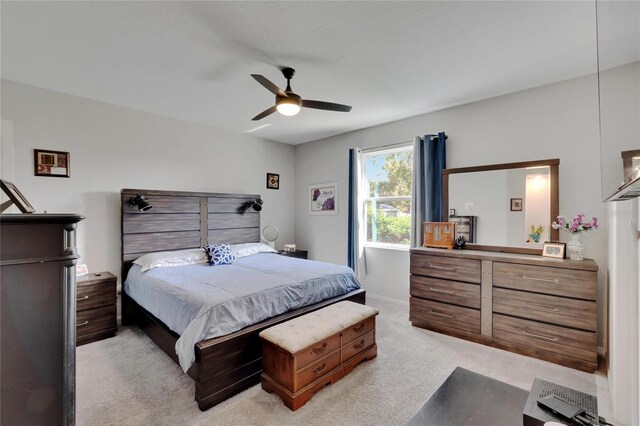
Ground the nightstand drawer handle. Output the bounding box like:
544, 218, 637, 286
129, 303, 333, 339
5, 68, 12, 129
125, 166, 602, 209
523, 330, 558, 342
311, 342, 327, 355
523, 303, 558, 313
429, 264, 456, 271
77, 295, 89, 301
77, 321, 89, 327
429, 287, 455, 295
522, 275, 560, 284
352, 323, 365, 333
428, 310, 454, 319
313, 363, 327, 375
353, 339, 365, 350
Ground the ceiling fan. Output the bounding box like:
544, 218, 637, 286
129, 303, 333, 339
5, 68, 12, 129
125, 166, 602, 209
250, 67, 352, 121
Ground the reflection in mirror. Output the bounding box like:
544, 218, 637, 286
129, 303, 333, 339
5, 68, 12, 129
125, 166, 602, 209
596, 0, 640, 199
448, 166, 553, 249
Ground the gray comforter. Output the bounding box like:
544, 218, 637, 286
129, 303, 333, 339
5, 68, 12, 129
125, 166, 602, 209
124, 253, 360, 371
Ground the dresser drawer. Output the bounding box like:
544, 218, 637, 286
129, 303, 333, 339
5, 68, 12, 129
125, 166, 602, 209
411, 254, 481, 284
410, 275, 480, 309
76, 305, 116, 338
493, 314, 596, 362
295, 349, 341, 391
77, 279, 116, 311
342, 330, 375, 362
493, 288, 596, 332
410, 298, 480, 334
493, 262, 596, 300
295, 333, 341, 370
341, 317, 374, 344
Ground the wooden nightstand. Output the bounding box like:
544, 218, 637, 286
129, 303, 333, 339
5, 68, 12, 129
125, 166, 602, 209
278, 250, 308, 260
76, 271, 117, 346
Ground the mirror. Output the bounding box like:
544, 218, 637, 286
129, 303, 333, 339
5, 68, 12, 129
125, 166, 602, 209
443, 159, 559, 254
596, 0, 640, 200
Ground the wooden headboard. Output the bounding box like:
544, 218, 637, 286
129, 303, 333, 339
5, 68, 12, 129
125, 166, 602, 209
121, 188, 260, 281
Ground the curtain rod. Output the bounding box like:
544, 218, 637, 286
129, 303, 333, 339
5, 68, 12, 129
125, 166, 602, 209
361, 140, 413, 153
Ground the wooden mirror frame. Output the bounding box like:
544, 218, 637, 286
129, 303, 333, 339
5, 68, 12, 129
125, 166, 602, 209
442, 158, 559, 255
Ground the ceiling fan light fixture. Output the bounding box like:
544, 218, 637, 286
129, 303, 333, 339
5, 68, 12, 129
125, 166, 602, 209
276, 100, 301, 116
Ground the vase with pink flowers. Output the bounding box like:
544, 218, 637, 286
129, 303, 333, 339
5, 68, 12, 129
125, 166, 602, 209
551, 213, 599, 260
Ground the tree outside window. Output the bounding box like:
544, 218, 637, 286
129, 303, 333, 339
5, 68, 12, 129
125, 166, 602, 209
364, 145, 413, 246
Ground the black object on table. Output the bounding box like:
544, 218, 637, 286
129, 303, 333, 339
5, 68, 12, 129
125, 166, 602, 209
523, 378, 599, 426
407, 367, 529, 426
277, 249, 308, 259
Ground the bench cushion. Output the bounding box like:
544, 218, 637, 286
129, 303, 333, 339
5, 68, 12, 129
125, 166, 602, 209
259, 301, 378, 353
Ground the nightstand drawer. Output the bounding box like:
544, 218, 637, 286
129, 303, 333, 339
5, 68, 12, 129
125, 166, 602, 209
76, 305, 116, 338
278, 250, 308, 259
77, 279, 116, 311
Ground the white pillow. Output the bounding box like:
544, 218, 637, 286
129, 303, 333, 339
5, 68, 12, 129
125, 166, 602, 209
133, 248, 208, 272
230, 243, 278, 258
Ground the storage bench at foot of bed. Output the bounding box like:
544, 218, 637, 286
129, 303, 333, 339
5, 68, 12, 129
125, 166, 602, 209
259, 301, 379, 411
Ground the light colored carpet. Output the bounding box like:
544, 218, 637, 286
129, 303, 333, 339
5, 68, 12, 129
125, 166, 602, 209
77, 298, 614, 425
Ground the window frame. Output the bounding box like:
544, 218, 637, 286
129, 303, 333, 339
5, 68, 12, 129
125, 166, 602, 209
362, 143, 414, 249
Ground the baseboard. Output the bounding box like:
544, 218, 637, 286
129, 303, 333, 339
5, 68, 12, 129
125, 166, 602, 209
366, 293, 409, 307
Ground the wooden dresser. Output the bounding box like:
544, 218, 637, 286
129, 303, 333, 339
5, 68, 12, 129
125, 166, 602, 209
410, 247, 598, 372
76, 272, 117, 346
1, 213, 84, 425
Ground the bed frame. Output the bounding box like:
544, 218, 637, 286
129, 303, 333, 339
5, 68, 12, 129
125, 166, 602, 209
120, 188, 366, 410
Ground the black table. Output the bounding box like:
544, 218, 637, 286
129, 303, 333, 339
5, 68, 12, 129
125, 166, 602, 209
407, 367, 529, 426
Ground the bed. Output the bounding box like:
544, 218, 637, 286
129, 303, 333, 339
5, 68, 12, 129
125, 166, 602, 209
120, 188, 366, 410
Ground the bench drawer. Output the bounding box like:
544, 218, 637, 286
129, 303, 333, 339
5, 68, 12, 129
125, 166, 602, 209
295, 350, 341, 391
342, 330, 375, 361
295, 333, 341, 370
341, 317, 374, 344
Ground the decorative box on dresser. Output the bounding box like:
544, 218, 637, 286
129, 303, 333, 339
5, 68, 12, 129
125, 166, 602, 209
76, 272, 117, 346
1, 213, 84, 426
410, 247, 598, 372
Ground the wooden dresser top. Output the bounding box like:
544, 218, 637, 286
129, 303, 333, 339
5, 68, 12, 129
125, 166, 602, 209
410, 247, 598, 272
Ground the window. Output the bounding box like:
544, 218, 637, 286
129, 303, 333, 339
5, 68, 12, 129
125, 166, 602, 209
363, 144, 413, 247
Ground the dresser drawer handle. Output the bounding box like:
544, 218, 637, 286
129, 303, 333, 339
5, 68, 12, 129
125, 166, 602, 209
312, 363, 327, 375
429, 287, 455, 295
353, 340, 365, 350
352, 323, 365, 333
522, 275, 560, 284
523, 303, 559, 313
76, 321, 89, 327
77, 295, 89, 301
523, 330, 558, 342
311, 342, 327, 355
428, 310, 454, 319
429, 264, 456, 271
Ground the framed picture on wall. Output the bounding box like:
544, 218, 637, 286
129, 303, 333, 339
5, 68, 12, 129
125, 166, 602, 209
309, 182, 338, 215
34, 149, 70, 178
266, 173, 280, 190
510, 198, 523, 211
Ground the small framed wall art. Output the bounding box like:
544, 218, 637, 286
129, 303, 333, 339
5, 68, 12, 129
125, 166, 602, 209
542, 242, 566, 259
309, 182, 337, 215
266, 173, 280, 190
34, 149, 70, 178
510, 198, 523, 211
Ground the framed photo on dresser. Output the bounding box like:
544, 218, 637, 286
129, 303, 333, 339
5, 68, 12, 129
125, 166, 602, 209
542, 242, 566, 259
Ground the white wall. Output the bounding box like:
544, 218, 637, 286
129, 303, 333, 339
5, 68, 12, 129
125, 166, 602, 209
607, 199, 639, 426
1, 80, 296, 284
294, 72, 609, 349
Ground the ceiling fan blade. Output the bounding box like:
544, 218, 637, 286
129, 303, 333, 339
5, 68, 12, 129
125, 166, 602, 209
251, 106, 277, 121
301, 99, 352, 112
251, 74, 287, 98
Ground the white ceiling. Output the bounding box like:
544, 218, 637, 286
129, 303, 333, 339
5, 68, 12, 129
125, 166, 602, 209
0, 1, 605, 145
